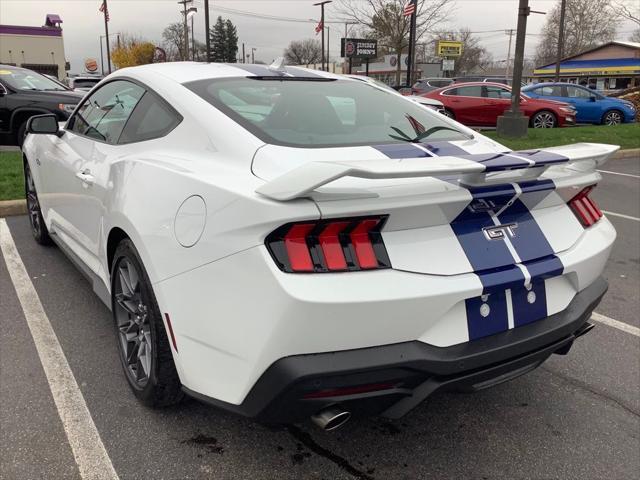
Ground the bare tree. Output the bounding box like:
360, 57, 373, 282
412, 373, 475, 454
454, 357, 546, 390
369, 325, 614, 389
430, 28, 492, 75
162, 22, 187, 61
612, 0, 640, 41
338, 0, 452, 84
284, 39, 323, 65
535, 0, 618, 67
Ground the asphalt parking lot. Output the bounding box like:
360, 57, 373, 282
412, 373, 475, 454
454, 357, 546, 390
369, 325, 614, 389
1, 157, 638, 480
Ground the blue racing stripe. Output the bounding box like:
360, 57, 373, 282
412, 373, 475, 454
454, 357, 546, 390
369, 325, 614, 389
372, 144, 429, 159
476, 264, 526, 294
511, 281, 549, 327
512, 149, 569, 166
420, 141, 468, 156
233, 65, 325, 78
497, 199, 557, 263
523, 255, 564, 280
518, 178, 555, 194
465, 291, 509, 340
464, 153, 531, 171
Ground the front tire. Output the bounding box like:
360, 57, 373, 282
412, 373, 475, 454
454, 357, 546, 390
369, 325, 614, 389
24, 162, 53, 246
111, 239, 183, 407
602, 110, 623, 126
531, 110, 557, 128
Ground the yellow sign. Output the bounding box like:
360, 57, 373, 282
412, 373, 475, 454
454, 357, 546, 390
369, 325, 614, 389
436, 40, 463, 57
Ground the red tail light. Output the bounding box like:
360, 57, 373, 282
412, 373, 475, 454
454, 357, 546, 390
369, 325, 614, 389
265, 216, 391, 273
568, 186, 603, 227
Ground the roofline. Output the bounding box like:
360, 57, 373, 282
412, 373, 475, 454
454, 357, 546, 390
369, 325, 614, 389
537, 41, 640, 69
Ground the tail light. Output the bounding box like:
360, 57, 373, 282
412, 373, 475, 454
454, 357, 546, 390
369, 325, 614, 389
568, 185, 603, 227
265, 216, 391, 273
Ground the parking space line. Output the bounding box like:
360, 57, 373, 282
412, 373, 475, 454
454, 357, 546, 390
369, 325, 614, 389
602, 211, 640, 222
591, 312, 640, 337
0, 219, 119, 480
597, 170, 640, 180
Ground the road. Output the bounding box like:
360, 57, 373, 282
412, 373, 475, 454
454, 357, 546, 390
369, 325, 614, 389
1, 158, 638, 480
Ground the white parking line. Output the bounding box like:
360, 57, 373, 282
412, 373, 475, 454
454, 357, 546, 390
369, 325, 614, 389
591, 312, 640, 337
602, 210, 640, 222
0, 219, 119, 480
597, 170, 640, 180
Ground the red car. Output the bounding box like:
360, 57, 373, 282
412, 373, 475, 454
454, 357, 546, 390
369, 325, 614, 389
423, 82, 576, 128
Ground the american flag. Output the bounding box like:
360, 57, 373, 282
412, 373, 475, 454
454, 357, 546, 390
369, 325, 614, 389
403, 0, 416, 16
315, 19, 323, 34
99, 1, 110, 22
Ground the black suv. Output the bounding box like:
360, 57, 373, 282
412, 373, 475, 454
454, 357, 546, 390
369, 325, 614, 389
0, 65, 84, 146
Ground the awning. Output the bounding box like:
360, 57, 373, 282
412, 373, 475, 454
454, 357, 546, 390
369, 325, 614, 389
534, 58, 640, 76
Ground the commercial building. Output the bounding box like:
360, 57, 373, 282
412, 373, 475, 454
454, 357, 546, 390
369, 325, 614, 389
534, 41, 640, 91
0, 14, 68, 79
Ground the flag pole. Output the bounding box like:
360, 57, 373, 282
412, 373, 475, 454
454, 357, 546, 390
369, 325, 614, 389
405, 0, 416, 86
103, 0, 111, 73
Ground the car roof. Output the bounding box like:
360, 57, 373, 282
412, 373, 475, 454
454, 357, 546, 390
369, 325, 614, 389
112, 61, 338, 85
0, 64, 31, 73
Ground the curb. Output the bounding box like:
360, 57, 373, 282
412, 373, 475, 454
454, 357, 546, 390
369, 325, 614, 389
612, 148, 640, 160
1, 148, 638, 218
0, 199, 27, 218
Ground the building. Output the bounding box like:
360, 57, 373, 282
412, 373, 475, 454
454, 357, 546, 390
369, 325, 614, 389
353, 54, 424, 86
534, 41, 640, 91
0, 14, 69, 79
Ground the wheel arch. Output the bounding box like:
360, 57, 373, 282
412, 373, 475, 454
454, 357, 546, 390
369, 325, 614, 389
601, 108, 624, 124
9, 107, 51, 132
107, 226, 131, 274
529, 109, 557, 127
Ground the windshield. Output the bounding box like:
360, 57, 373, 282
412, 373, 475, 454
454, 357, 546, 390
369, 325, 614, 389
0, 68, 67, 91
185, 77, 470, 148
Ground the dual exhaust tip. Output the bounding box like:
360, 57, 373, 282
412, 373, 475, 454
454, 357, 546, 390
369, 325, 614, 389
311, 406, 351, 431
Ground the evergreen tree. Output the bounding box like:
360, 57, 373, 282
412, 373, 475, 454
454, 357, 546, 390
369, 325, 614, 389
224, 19, 239, 63
208, 16, 239, 63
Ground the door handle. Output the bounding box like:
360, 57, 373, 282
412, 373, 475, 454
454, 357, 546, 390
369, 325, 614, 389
75, 169, 95, 185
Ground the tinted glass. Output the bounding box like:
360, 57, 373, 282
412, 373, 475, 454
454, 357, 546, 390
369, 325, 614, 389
186, 78, 469, 148
69, 80, 145, 144
118, 92, 182, 144
430, 80, 452, 87
73, 79, 101, 89
484, 86, 511, 99
445, 85, 483, 97
0, 68, 67, 91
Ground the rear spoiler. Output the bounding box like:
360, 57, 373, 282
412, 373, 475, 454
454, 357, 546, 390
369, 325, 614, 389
255, 143, 619, 201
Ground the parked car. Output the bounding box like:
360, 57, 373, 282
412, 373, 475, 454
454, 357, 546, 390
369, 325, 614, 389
412, 77, 454, 95
423, 82, 576, 128
22, 62, 614, 429
67, 75, 103, 92
407, 95, 446, 114
454, 76, 527, 87
0, 64, 83, 146
522, 82, 636, 125
44, 74, 73, 91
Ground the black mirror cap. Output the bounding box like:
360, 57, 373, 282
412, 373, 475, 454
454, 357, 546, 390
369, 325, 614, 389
26, 114, 59, 135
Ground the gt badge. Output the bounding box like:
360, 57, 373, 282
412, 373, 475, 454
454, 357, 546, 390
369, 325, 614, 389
483, 223, 518, 241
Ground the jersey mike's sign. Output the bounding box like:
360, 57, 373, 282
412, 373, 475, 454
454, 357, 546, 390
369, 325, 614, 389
436, 40, 463, 57
341, 38, 378, 60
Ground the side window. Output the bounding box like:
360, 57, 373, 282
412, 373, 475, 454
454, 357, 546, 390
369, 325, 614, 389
453, 85, 483, 97
485, 86, 511, 99
442, 87, 458, 96
118, 92, 182, 144
566, 86, 591, 98
539, 85, 562, 96
68, 80, 145, 144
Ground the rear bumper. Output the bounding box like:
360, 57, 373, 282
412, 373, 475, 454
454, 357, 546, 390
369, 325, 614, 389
184, 276, 607, 423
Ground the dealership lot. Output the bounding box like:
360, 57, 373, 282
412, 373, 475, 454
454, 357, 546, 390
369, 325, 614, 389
1, 158, 638, 480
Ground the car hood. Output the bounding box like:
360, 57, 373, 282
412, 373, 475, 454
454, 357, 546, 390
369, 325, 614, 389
12, 89, 84, 103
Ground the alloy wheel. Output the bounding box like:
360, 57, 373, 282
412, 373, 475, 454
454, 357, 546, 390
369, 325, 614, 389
604, 111, 622, 126
25, 165, 42, 238
533, 112, 555, 128
114, 258, 152, 386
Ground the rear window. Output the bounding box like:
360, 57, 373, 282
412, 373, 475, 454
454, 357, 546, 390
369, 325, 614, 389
184, 77, 469, 148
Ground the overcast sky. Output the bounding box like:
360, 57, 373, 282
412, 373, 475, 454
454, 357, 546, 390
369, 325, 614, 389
0, 0, 636, 74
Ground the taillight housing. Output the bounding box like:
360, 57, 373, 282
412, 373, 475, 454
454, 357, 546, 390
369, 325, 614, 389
265, 216, 391, 273
568, 185, 603, 227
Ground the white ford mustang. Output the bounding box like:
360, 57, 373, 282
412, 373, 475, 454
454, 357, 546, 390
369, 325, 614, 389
22, 62, 617, 430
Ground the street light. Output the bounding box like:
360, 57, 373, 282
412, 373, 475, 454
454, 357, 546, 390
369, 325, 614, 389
251, 47, 257, 64
187, 6, 197, 61
313, 0, 332, 71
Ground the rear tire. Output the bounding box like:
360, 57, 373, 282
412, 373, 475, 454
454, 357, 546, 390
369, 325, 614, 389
531, 110, 557, 128
111, 239, 183, 407
24, 161, 53, 246
602, 110, 623, 126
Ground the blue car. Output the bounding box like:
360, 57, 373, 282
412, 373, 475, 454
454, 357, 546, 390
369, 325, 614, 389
522, 82, 636, 125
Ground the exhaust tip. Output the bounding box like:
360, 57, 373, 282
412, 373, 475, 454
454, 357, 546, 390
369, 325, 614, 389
311, 406, 351, 431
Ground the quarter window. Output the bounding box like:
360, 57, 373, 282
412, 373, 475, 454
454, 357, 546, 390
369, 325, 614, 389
118, 92, 182, 144
68, 80, 145, 144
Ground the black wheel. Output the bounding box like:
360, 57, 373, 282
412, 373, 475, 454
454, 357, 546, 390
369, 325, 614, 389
111, 239, 183, 407
24, 161, 53, 246
17, 121, 28, 148
531, 110, 557, 128
602, 110, 623, 126
442, 108, 455, 119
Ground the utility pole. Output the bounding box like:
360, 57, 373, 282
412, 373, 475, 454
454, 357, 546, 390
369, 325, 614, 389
251, 47, 256, 64
505, 29, 515, 78
313, 1, 332, 71
101, 0, 111, 74
496, 0, 545, 137
326, 25, 330, 72
554, 0, 566, 82
242, 43, 246, 63
191, 14, 195, 60
178, 0, 191, 60
204, 0, 211, 62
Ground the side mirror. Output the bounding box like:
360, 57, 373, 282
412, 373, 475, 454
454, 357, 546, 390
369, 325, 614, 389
26, 114, 59, 135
